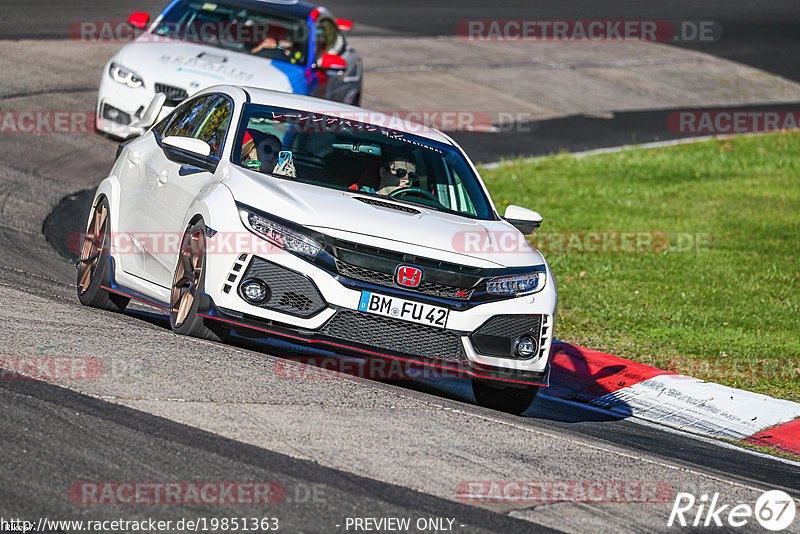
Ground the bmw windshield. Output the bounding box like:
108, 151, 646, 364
231, 104, 498, 220
152, 0, 309, 64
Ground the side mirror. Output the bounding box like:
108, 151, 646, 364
162, 136, 211, 157
504, 205, 543, 235
317, 53, 347, 70
131, 92, 166, 129
335, 18, 354, 32
127, 12, 150, 30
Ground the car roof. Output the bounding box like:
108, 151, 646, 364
229, 85, 455, 144
206, 0, 319, 19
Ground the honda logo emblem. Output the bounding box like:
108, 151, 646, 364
396, 265, 422, 288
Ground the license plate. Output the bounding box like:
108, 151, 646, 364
358, 291, 449, 329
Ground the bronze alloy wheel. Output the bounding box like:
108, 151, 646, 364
76, 198, 129, 312
77, 202, 108, 294
171, 227, 205, 328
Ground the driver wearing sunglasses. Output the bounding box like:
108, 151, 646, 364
376, 156, 417, 195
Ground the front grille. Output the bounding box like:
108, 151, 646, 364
470, 314, 542, 359
335, 259, 474, 300
321, 310, 466, 363
240, 257, 326, 318
353, 197, 421, 214
155, 83, 188, 103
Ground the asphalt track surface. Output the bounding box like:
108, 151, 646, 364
2, 1, 800, 532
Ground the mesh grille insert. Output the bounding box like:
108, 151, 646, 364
321, 310, 466, 363
240, 257, 326, 318
470, 314, 543, 359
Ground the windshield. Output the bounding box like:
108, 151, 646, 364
232, 105, 497, 220
152, 0, 308, 64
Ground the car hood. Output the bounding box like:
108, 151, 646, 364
226, 169, 546, 269
114, 38, 303, 95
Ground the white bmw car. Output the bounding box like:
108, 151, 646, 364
78, 85, 557, 414
97, 0, 361, 138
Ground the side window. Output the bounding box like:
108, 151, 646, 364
163, 96, 215, 138
315, 19, 342, 59
153, 113, 171, 137
193, 96, 233, 158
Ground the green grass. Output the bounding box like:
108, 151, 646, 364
481, 132, 800, 402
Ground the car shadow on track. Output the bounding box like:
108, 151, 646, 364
124, 308, 632, 424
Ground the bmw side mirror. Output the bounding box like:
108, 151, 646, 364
316, 53, 347, 71
131, 92, 166, 130
504, 205, 543, 235
127, 12, 150, 30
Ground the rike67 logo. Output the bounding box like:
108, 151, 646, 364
668, 490, 796, 531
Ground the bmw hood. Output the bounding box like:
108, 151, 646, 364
226, 169, 546, 269
113, 38, 304, 96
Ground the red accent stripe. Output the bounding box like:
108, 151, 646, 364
546, 341, 675, 402
102, 286, 169, 311
742, 419, 800, 457
198, 313, 546, 386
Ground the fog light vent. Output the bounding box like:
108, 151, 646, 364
514, 335, 538, 359
241, 279, 270, 304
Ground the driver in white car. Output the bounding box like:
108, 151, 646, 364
350, 155, 416, 195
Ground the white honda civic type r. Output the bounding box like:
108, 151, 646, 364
78, 85, 557, 414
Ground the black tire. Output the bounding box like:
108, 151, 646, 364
352, 92, 362, 107
169, 220, 224, 341
472, 380, 539, 415
76, 198, 129, 312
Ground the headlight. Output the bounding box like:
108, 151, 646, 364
486, 271, 546, 296
109, 62, 144, 88
239, 209, 322, 258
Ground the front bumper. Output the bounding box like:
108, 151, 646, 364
96, 73, 192, 139
202, 249, 557, 387
199, 298, 552, 387
96, 75, 152, 138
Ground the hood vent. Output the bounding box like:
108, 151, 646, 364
354, 196, 420, 214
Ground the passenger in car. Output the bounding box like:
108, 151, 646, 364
241, 130, 282, 173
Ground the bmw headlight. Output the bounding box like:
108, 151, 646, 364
109, 62, 144, 88
239, 209, 322, 258
486, 271, 546, 296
